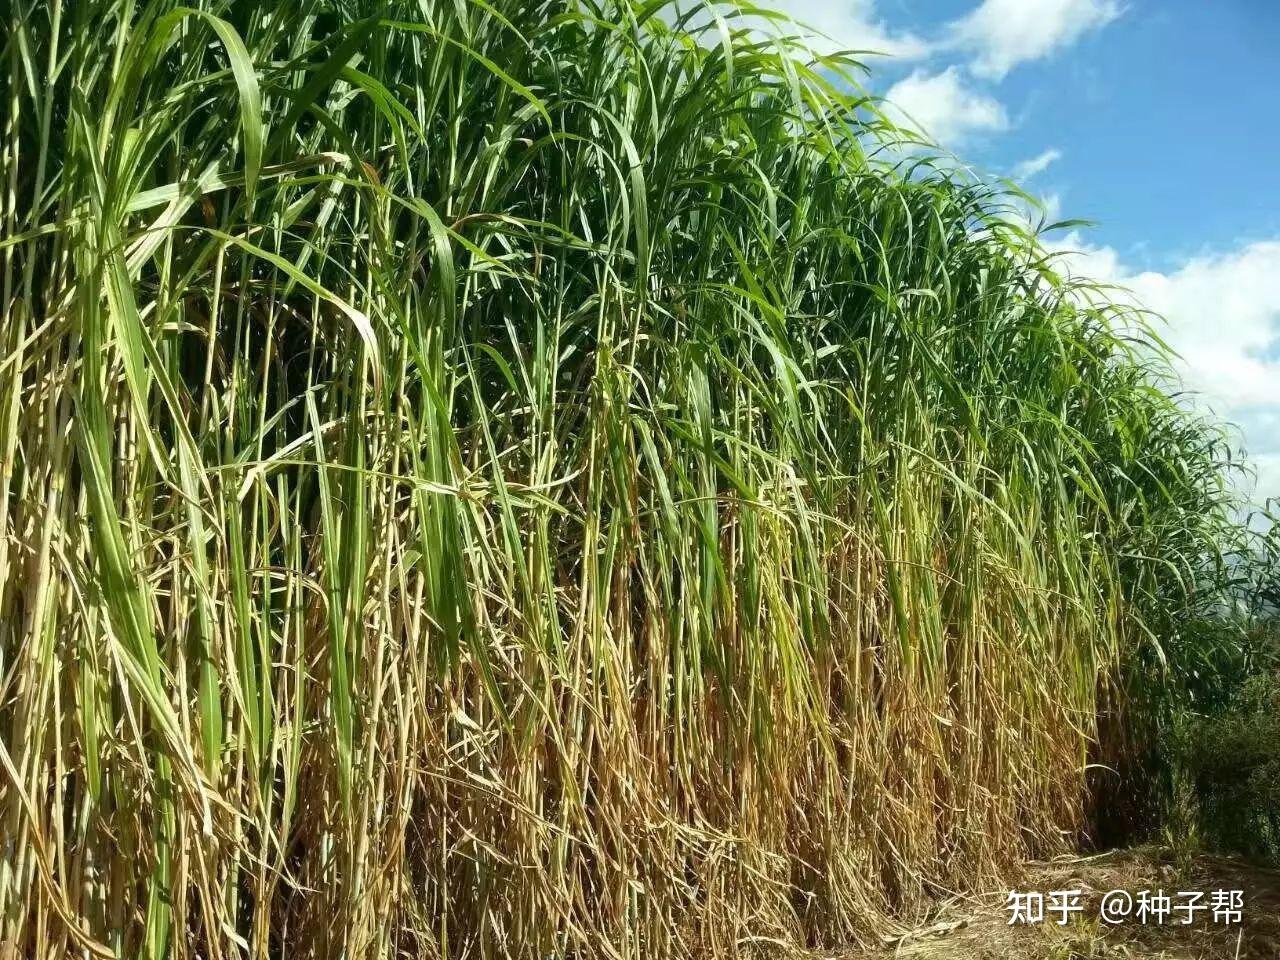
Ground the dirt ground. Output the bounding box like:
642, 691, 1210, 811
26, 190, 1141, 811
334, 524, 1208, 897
830, 848, 1280, 960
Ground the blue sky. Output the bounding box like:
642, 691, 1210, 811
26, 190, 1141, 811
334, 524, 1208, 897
755, 0, 1280, 509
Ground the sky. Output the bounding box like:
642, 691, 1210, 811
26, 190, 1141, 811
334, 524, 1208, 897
752, 0, 1280, 511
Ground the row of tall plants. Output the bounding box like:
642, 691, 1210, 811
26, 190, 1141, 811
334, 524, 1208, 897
0, 1, 1262, 957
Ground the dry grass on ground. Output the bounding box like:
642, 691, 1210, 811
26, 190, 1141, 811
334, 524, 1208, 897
824, 848, 1280, 960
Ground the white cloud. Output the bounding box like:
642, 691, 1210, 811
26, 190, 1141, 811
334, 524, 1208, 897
1038, 192, 1063, 224
1013, 148, 1062, 180
1010, 191, 1064, 234
702, 0, 1120, 80
1127, 246, 1280, 412
1253, 454, 1280, 511
883, 67, 1009, 146
1046, 234, 1280, 504
948, 0, 1122, 79
746, 0, 929, 59
1044, 231, 1124, 286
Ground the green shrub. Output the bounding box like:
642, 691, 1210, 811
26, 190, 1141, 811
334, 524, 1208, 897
1174, 634, 1280, 864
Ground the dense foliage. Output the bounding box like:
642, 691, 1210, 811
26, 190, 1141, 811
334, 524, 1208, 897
0, 1, 1258, 957
1167, 505, 1280, 865
1176, 660, 1280, 864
